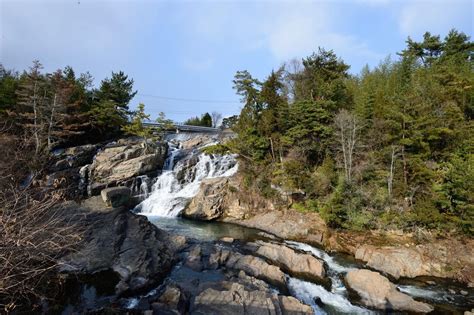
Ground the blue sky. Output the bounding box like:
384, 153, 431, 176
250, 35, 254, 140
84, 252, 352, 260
1, 0, 472, 121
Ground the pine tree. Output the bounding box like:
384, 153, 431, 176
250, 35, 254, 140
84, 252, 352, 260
122, 103, 153, 152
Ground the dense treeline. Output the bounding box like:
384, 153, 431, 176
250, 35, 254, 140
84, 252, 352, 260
1, 61, 137, 145
0, 61, 143, 170
184, 112, 213, 127
228, 30, 473, 235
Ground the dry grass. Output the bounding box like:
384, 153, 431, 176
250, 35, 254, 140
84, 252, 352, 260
0, 134, 83, 312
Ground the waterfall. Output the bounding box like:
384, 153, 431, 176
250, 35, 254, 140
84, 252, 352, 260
135, 134, 238, 217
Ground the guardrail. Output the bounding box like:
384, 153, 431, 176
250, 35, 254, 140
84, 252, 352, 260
143, 121, 219, 133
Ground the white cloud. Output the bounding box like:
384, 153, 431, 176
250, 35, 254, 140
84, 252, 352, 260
262, 3, 383, 62
1, 0, 159, 75
180, 1, 382, 65
398, 0, 472, 36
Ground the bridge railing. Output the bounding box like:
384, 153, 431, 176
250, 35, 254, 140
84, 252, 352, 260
143, 121, 219, 132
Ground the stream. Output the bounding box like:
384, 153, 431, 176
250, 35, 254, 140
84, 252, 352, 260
63, 133, 473, 314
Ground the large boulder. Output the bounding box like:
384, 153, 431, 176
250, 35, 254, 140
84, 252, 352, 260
250, 241, 325, 282
191, 282, 313, 315
355, 242, 474, 286
355, 245, 427, 279
225, 252, 287, 291
101, 187, 131, 208
345, 269, 434, 313
88, 139, 167, 195
183, 177, 228, 220
60, 202, 186, 295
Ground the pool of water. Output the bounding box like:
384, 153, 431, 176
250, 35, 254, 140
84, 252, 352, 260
145, 216, 474, 315
146, 215, 264, 242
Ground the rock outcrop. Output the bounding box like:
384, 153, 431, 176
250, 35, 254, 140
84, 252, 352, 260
225, 253, 288, 291
249, 241, 325, 282
129, 240, 314, 315
184, 243, 288, 292
355, 242, 474, 286
60, 202, 186, 295
224, 210, 327, 245
345, 269, 434, 313
183, 177, 228, 220
87, 138, 167, 195
101, 186, 131, 208
45, 144, 101, 197
191, 282, 313, 315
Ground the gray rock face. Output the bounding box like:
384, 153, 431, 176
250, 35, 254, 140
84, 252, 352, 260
183, 177, 228, 220
129, 240, 314, 315
225, 253, 287, 291
345, 269, 434, 313
191, 282, 313, 315
355, 245, 427, 279
183, 244, 287, 292
88, 139, 167, 195
60, 202, 186, 295
250, 241, 325, 282
101, 187, 131, 208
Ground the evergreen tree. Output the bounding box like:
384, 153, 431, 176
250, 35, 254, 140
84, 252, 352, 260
90, 71, 137, 138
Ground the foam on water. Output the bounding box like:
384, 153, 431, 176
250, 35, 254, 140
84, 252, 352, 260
137, 136, 238, 217
288, 277, 371, 314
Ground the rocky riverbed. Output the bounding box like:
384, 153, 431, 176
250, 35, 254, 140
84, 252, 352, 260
47, 133, 473, 314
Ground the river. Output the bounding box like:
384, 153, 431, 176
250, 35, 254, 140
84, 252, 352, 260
131, 133, 473, 314
62, 133, 473, 314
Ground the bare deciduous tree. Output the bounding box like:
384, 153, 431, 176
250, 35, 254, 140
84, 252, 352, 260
387, 145, 400, 203
0, 135, 82, 312
16, 60, 45, 155
211, 111, 222, 128
334, 109, 362, 183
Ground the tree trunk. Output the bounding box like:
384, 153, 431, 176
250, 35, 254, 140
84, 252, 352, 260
47, 94, 57, 150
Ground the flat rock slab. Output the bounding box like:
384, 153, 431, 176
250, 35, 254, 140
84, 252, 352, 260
101, 186, 131, 208
191, 282, 313, 315
345, 269, 434, 313
251, 241, 325, 282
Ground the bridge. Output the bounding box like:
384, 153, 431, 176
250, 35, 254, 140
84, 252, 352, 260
143, 121, 219, 133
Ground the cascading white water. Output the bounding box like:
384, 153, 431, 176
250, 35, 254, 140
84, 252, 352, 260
136, 134, 238, 217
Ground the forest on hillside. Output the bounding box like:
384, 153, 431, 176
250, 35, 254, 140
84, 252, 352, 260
220, 30, 473, 235
1, 30, 473, 237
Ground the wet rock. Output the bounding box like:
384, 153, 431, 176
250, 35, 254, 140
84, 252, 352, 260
185, 245, 204, 271
345, 269, 434, 313
225, 252, 287, 291
250, 241, 325, 282
175, 155, 200, 184
152, 284, 187, 315
183, 178, 228, 220
180, 135, 215, 150
60, 202, 186, 295
101, 186, 131, 208
461, 290, 468, 295
190, 282, 313, 315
